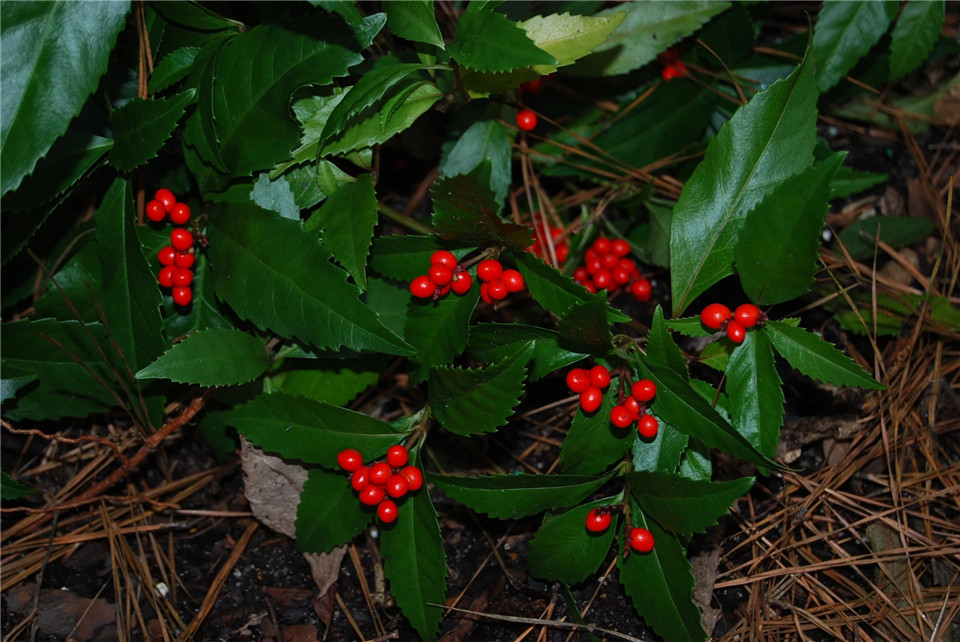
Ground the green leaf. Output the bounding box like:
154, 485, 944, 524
250, 172, 299, 220
431, 472, 611, 520
227, 392, 404, 467
516, 253, 630, 324
670, 46, 819, 314
109, 90, 197, 171
206, 203, 413, 356
830, 166, 888, 199
665, 316, 712, 338
764, 321, 885, 390
267, 356, 385, 406
889, 1, 944, 80
1, 1, 129, 195
646, 306, 689, 379
380, 473, 447, 642
160, 247, 236, 338
736, 153, 843, 304
561, 380, 632, 474
469, 323, 586, 381
307, 173, 378, 289
1, 374, 36, 405
149, 46, 201, 93
295, 468, 371, 554
135, 329, 269, 386
632, 419, 688, 473
812, 1, 898, 93
528, 496, 619, 584
725, 331, 783, 458
448, 5, 555, 73
576, 1, 730, 76
837, 215, 936, 260
406, 287, 479, 381
201, 16, 383, 177
96, 179, 166, 373
519, 11, 626, 74
627, 471, 753, 536
439, 120, 512, 209
384, 1, 445, 49
428, 348, 529, 436
431, 164, 533, 253
1, 471, 37, 500
369, 236, 474, 284
556, 292, 613, 355
152, 2, 242, 32
617, 509, 706, 642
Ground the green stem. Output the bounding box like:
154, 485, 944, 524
378, 202, 434, 235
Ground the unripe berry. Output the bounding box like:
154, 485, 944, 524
631, 379, 656, 403
734, 303, 762, 328
386, 444, 409, 468
410, 275, 436, 299
610, 405, 634, 429
638, 414, 659, 438
377, 499, 398, 523
700, 303, 732, 330
629, 527, 655, 553
566, 368, 591, 393
337, 448, 363, 472
579, 387, 603, 413
585, 508, 612, 532
589, 365, 611, 389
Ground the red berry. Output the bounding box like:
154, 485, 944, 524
430, 250, 457, 268
518, 78, 542, 94
586, 508, 612, 533
585, 256, 604, 275
158, 266, 175, 288
476, 259, 503, 282
573, 267, 589, 284
158, 246, 177, 266
480, 282, 493, 304
170, 228, 194, 252
428, 264, 453, 287
734, 303, 762, 328
351, 466, 371, 491
516, 108, 537, 131
610, 405, 633, 429
172, 286, 192, 306
612, 239, 630, 256
386, 444, 409, 468
555, 244, 569, 264
601, 252, 619, 270
592, 269, 613, 291
337, 448, 363, 472
169, 202, 191, 225
385, 474, 409, 498
592, 237, 612, 255
726, 320, 747, 344
629, 527, 655, 553
589, 365, 611, 389
629, 279, 652, 302
638, 414, 659, 439
154, 188, 176, 211
171, 267, 193, 287
612, 266, 633, 285
501, 269, 524, 293
400, 466, 423, 491
369, 462, 392, 486
451, 271, 473, 295
657, 48, 681, 65
359, 484, 385, 506
661, 65, 682, 81
410, 275, 436, 299
146, 199, 167, 222
174, 252, 196, 269
579, 387, 603, 413
566, 368, 591, 393
486, 279, 508, 300
700, 303, 732, 330
377, 499, 398, 523
631, 379, 656, 403
623, 395, 642, 419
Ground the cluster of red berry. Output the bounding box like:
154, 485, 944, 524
566, 364, 611, 413
516, 108, 537, 131
337, 445, 423, 524
700, 303, 764, 344
572, 236, 652, 302
610, 378, 659, 438
657, 48, 689, 81
149, 188, 196, 306
528, 222, 569, 265
475, 258, 524, 304
585, 507, 654, 554
410, 250, 473, 300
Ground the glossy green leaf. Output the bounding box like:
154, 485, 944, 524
617, 509, 706, 642
109, 90, 196, 171
249, 172, 299, 220
670, 47, 818, 315
431, 164, 533, 253
519, 11, 626, 74
561, 381, 632, 474
469, 323, 586, 381
737, 153, 842, 304
149, 46, 200, 93
384, 1, 445, 49
439, 120, 512, 208
267, 356, 385, 406
556, 292, 613, 355
516, 253, 630, 323
295, 468, 371, 554
428, 347, 529, 436
528, 496, 619, 584
369, 236, 474, 283
632, 418, 688, 474
725, 331, 783, 458
207, 204, 413, 356
664, 316, 712, 338
764, 321, 885, 390
1, 471, 37, 500
1, 375, 36, 405
678, 437, 713, 481
830, 166, 888, 199
627, 471, 753, 536
135, 329, 269, 386
576, 1, 729, 76
889, 1, 944, 80
152, 2, 242, 32
837, 215, 936, 260
448, 5, 555, 73
227, 392, 404, 467
381, 470, 447, 642
646, 306, 689, 379
1, 1, 129, 195
431, 472, 611, 520
96, 179, 166, 373
308, 173, 377, 289
406, 288, 479, 381
812, 1, 897, 93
